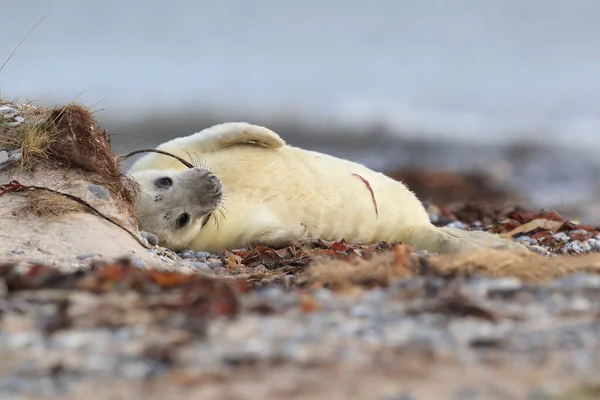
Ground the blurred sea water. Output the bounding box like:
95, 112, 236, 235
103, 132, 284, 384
2, 0, 600, 220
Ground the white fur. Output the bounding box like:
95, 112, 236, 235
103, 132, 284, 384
129, 122, 529, 254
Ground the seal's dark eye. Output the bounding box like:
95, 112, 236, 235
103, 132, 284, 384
155, 177, 173, 189
176, 213, 190, 228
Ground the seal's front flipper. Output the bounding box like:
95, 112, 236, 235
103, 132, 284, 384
407, 225, 530, 255
246, 223, 309, 249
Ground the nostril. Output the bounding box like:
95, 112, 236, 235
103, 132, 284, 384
207, 174, 221, 187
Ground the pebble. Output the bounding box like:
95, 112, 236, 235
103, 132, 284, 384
87, 184, 109, 200
0, 151, 7, 163
76, 254, 98, 260
561, 240, 591, 255
189, 262, 211, 272
0, 105, 19, 118
179, 249, 196, 259
0, 105, 24, 127
516, 235, 538, 246
0, 149, 22, 170
528, 245, 552, 256
208, 261, 224, 270
445, 221, 468, 230
552, 232, 570, 242
140, 231, 159, 246
11, 249, 24, 255
195, 251, 211, 260
130, 258, 147, 269
587, 238, 600, 251
468, 277, 523, 296
568, 229, 590, 236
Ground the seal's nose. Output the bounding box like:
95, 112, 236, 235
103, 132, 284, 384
206, 173, 222, 192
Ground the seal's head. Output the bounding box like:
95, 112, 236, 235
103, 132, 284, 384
131, 167, 223, 250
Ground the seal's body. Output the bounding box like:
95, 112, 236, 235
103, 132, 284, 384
129, 123, 528, 254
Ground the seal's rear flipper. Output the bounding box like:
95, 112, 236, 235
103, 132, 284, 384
407, 225, 530, 255
184, 122, 286, 153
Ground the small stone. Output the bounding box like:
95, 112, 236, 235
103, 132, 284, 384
140, 231, 159, 246
208, 261, 224, 269
552, 232, 570, 242
587, 238, 600, 251
517, 236, 538, 245
0, 105, 18, 119
561, 240, 591, 254
76, 253, 97, 260
87, 184, 109, 200
428, 213, 439, 223
190, 262, 211, 272
528, 245, 551, 256
568, 229, 590, 236
0, 151, 7, 162
484, 277, 523, 295
0, 149, 23, 171
131, 258, 146, 269
445, 221, 467, 230
194, 251, 211, 260
11, 249, 24, 255
5, 116, 24, 127
179, 249, 196, 259
140, 236, 149, 247
578, 240, 592, 252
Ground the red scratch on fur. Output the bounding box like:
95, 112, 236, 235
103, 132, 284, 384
352, 173, 379, 219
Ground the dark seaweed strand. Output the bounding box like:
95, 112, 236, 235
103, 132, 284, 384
120, 149, 194, 169
0, 180, 151, 249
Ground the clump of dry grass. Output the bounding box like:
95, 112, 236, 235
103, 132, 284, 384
47, 104, 138, 211
304, 246, 421, 291
18, 191, 85, 217
1, 102, 138, 219
0, 119, 57, 169
428, 250, 600, 282
306, 246, 600, 289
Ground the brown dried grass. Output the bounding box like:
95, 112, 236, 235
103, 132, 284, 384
0, 122, 57, 169
47, 104, 138, 212
18, 191, 85, 217
306, 245, 600, 289
304, 246, 421, 291
1, 101, 138, 219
